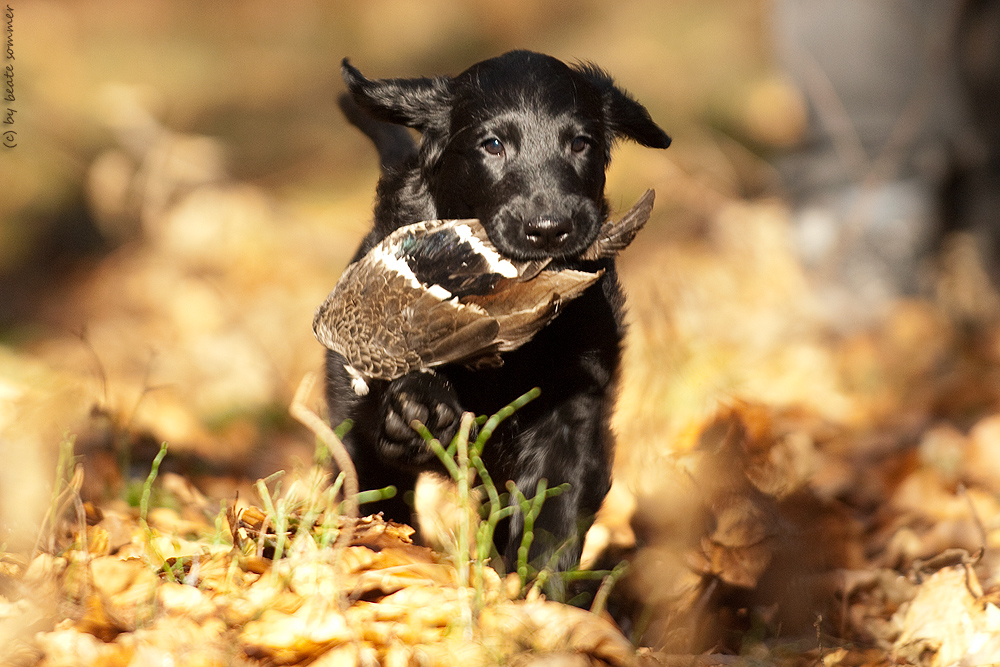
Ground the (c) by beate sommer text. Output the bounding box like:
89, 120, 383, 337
4, 4, 16, 149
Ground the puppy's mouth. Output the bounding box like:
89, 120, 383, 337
489, 210, 602, 263
493, 230, 598, 263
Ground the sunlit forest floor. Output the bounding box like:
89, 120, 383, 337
3, 2, 1000, 665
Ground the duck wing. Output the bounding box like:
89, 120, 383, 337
462, 269, 602, 351
313, 249, 502, 390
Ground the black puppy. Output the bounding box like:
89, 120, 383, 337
327, 50, 670, 573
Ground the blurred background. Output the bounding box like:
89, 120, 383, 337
2, 0, 1000, 654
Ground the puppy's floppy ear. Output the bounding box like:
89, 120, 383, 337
575, 63, 672, 150
342, 58, 451, 133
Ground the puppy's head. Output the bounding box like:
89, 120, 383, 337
343, 51, 670, 261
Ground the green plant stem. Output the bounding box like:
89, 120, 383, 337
254, 477, 284, 560
508, 478, 551, 585
139, 442, 169, 528
590, 561, 629, 617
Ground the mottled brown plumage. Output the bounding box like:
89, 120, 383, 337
313, 190, 654, 394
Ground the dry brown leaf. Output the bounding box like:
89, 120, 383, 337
965, 414, 1000, 494
75, 593, 132, 642
695, 491, 778, 589
146, 507, 208, 538
31, 627, 133, 666
480, 599, 637, 667
893, 565, 1000, 666
696, 542, 774, 590
377, 586, 461, 624
113, 615, 229, 665
22, 554, 68, 595
373, 544, 446, 569
310, 642, 382, 667
350, 516, 420, 551
234, 569, 304, 617
411, 639, 493, 667
338, 545, 381, 574
880, 466, 998, 568
331, 538, 455, 599
165, 551, 239, 593
155, 582, 217, 621
88, 556, 155, 600
239, 604, 354, 664
346, 561, 458, 598
635, 650, 740, 667
285, 560, 343, 600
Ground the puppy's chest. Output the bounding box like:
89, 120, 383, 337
445, 290, 622, 387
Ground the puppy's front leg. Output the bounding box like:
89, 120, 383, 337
377, 371, 463, 468
501, 397, 613, 578
326, 351, 463, 523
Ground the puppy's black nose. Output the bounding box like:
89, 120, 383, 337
524, 217, 573, 252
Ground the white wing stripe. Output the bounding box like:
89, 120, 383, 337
452, 223, 518, 278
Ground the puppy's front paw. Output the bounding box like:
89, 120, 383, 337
378, 373, 461, 468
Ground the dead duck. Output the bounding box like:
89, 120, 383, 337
313, 189, 655, 395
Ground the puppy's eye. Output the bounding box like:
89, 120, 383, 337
482, 138, 506, 157
570, 136, 591, 153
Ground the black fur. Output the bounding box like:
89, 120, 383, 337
326, 50, 670, 573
